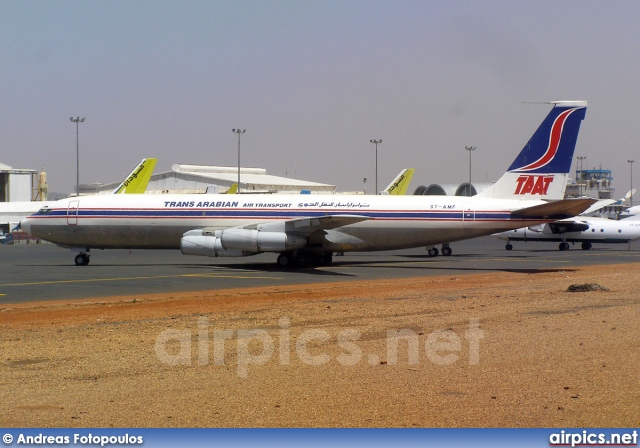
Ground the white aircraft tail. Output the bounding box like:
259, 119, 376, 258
476, 101, 587, 201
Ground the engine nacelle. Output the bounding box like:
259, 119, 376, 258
527, 224, 545, 233
180, 234, 247, 257
219, 229, 307, 252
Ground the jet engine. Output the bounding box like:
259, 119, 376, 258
218, 228, 307, 252
180, 228, 308, 257
180, 233, 246, 257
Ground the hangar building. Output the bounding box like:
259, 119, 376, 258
0, 163, 47, 243
0, 162, 39, 202
81, 165, 337, 195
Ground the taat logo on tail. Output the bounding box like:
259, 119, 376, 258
513, 108, 580, 172
514, 175, 554, 195
478, 101, 586, 200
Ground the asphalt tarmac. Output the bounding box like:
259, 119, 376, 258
1, 237, 639, 304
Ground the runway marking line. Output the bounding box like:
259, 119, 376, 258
323, 257, 573, 269
0, 273, 282, 287
184, 274, 282, 280
471, 258, 571, 263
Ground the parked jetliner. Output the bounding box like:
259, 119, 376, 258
20, 102, 595, 267
620, 205, 640, 219
495, 214, 640, 250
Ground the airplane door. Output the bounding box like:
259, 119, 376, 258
67, 200, 80, 225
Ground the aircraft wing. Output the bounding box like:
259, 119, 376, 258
204, 214, 371, 236
183, 214, 371, 258
580, 199, 616, 216
511, 198, 597, 220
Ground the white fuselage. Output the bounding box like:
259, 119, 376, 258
495, 216, 640, 244
0, 200, 55, 229
21, 193, 570, 252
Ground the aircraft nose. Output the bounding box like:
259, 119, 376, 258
18, 219, 29, 234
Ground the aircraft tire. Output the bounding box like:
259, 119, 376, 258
559, 242, 570, 251
505, 244, 513, 251
427, 248, 439, 257
442, 247, 452, 256
295, 254, 310, 268
581, 242, 592, 250
75, 253, 90, 266
277, 253, 292, 268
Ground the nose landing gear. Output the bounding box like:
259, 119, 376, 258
74, 253, 90, 266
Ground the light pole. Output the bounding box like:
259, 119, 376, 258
363, 177, 367, 195
70, 117, 86, 196
370, 139, 382, 194
629, 159, 636, 206
577, 156, 587, 196
465, 146, 476, 196
232, 129, 245, 192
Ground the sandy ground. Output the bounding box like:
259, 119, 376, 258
1, 263, 639, 428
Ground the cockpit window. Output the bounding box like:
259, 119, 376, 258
36, 207, 52, 215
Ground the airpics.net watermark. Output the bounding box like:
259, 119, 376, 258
154, 317, 484, 378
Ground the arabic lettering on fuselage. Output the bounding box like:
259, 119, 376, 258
297, 202, 371, 208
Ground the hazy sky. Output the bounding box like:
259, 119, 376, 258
2, 0, 639, 196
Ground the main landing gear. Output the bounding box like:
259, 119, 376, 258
276, 251, 333, 268
427, 243, 452, 257
560, 241, 592, 251
506, 241, 592, 251
557, 241, 592, 251
74, 253, 90, 266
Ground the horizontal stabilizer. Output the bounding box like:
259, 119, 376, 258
512, 198, 597, 220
